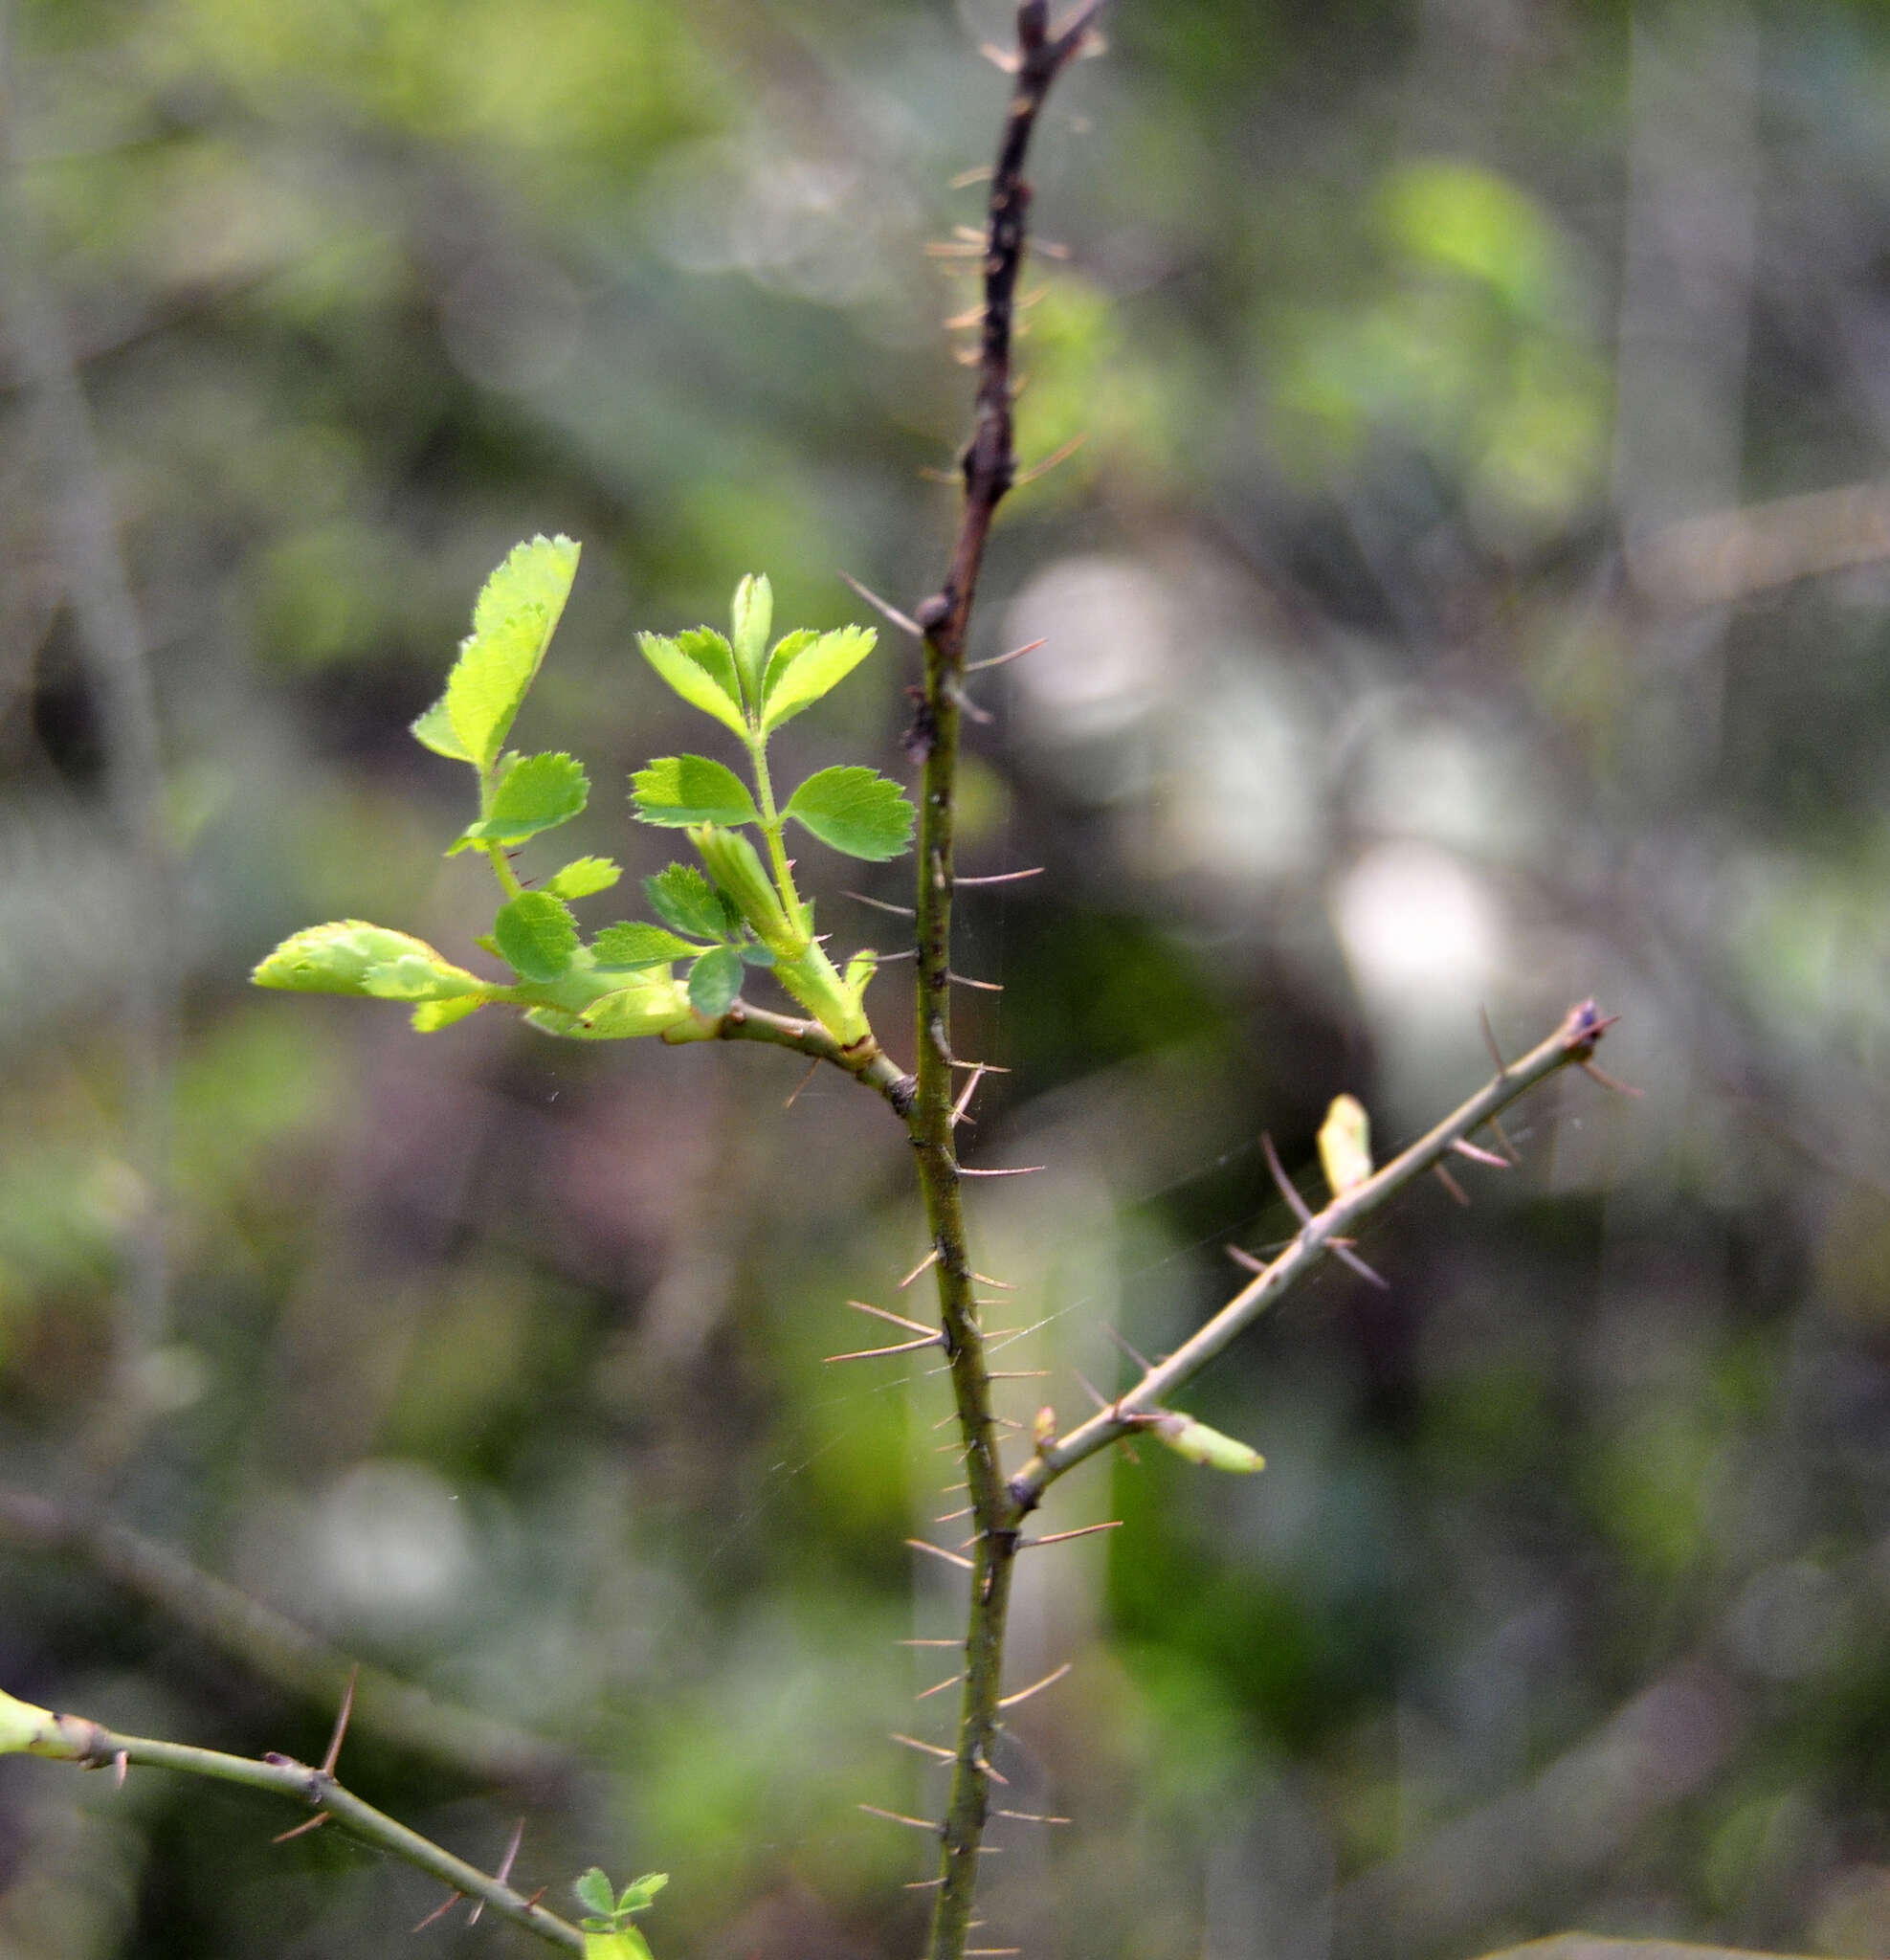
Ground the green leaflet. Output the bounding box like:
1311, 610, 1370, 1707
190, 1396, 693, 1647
592, 922, 700, 969
759, 624, 877, 733
730, 572, 773, 701
688, 945, 744, 1017
494, 891, 581, 982
636, 628, 747, 738
631, 754, 761, 829
455, 751, 589, 848
757, 628, 816, 709
574, 1872, 616, 1921
412, 535, 581, 770
1149, 1412, 1266, 1474
646, 864, 735, 942
784, 765, 915, 861
546, 857, 622, 900
253, 922, 482, 1000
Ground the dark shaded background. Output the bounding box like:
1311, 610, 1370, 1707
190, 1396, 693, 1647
3, 1, 1889, 1956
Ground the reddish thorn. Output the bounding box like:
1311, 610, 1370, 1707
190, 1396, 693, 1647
272, 1813, 330, 1844
321, 1665, 358, 1775
413, 1891, 465, 1932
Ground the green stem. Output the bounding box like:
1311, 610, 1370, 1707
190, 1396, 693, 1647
745, 735, 806, 935
478, 763, 524, 899
484, 843, 524, 900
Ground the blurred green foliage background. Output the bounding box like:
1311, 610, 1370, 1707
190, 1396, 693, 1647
4, 2, 1890, 1957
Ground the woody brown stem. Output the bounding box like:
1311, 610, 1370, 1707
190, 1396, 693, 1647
905, 11, 1104, 1960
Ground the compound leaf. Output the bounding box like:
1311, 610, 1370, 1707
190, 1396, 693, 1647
494, 891, 580, 982
631, 754, 760, 829
637, 628, 747, 738
784, 766, 915, 860
759, 624, 876, 733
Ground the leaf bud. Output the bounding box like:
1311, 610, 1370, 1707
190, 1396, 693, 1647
731, 573, 773, 702
689, 824, 800, 956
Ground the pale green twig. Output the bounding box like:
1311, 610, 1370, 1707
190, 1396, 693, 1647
11, 1698, 583, 1951
1008, 999, 1614, 1510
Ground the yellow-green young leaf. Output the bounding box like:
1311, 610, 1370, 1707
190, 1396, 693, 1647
1317, 1093, 1373, 1198
1149, 1411, 1266, 1473
584, 1931, 654, 1960
546, 857, 622, 900
636, 629, 747, 738
527, 974, 693, 1039
494, 891, 580, 982
784, 766, 915, 861
358, 955, 485, 1003
437, 536, 582, 769
411, 696, 472, 762
730, 573, 773, 701
412, 995, 485, 1032
631, 754, 760, 829
0, 1688, 56, 1755
757, 627, 816, 708
456, 751, 589, 846
593, 922, 700, 969
759, 624, 876, 733
843, 948, 878, 1003
253, 923, 480, 998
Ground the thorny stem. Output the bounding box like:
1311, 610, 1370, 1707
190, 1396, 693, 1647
713, 998, 916, 1113
25, 1710, 584, 1951
1009, 1000, 1616, 1507
906, 10, 1104, 1960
